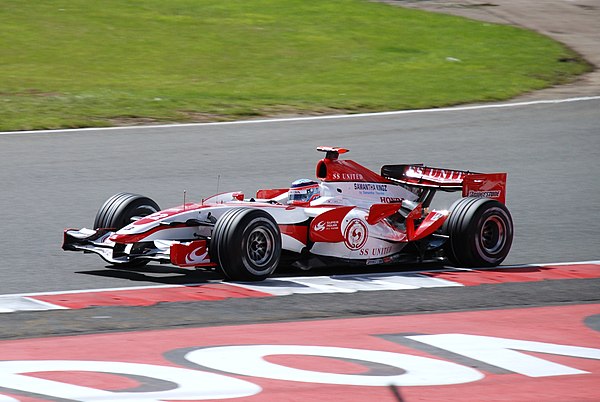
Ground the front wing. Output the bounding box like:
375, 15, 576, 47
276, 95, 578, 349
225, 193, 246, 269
63, 229, 215, 268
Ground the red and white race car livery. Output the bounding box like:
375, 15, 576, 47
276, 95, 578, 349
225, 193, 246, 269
64, 147, 513, 281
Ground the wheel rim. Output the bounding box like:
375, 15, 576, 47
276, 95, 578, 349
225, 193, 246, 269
479, 215, 506, 255
246, 227, 274, 268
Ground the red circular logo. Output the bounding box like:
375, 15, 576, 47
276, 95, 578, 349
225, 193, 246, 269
344, 219, 368, 250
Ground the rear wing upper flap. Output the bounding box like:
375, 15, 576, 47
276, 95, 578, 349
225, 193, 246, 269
381, 164, 507, 204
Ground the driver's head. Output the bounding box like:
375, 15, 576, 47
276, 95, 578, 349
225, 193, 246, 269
288, 179, 320, 205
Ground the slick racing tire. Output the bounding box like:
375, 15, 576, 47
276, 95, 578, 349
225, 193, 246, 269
94, 192, 160, 230
93, 192, 160, 268
210, 208, 281, 281
444, 197, 513, 267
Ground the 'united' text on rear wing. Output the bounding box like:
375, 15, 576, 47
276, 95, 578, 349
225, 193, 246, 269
381, 164, 507, 204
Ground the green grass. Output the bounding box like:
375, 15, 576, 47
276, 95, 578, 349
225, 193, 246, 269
0, 0, 591, 131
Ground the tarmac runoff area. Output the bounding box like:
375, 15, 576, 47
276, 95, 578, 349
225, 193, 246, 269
0, 303, 598, 401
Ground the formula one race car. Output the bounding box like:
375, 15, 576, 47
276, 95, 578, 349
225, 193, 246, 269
63, 147, 513, 281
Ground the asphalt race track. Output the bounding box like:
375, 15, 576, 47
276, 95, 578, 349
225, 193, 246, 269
0, 97, 599, 296
1, 98, 599, 294
0, 98, 599, 401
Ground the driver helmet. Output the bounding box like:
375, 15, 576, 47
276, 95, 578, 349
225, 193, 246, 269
288, 179, 320, 205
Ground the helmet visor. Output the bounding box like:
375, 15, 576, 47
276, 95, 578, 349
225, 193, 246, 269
289, 185, 319, 204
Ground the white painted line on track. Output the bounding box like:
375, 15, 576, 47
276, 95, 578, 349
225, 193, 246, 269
0, 296, 68, 313
520, 260, 600, 267
229, 273, 464, 296
0, 260, 598, 313
1, 96, 599, 136
1, 259, 597, 299
0, 283, 194, 299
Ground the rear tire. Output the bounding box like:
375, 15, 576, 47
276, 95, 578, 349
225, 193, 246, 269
210, 208, 281, 281
444, 197, 513, 267
93, 192, 160, 268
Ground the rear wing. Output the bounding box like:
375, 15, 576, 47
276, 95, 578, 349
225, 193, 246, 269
381, 164, 507, 204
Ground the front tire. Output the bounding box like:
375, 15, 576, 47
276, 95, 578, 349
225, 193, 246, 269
444, 197, 513, 267
93, 192, 160, 268
94, 192, 160, 230
210, 208, 281, 281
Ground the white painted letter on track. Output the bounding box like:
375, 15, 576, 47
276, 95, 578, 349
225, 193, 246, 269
186, 344, 483, 386
0, 360, 260, 401
407, 334, 600, 377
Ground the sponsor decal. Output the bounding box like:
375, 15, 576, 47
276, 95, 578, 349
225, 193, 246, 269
344, 219, 368, 250
332, 172, 364, 181
349, 182, 390, 198
359, 246, 393, 257
379, 196, 403, 203
468, 190, 502, 198
405, 166, 466, 183
354, 183, 388, 192
313, 221, 326, 232
462, 173, 507, 204
185, 245, 209, 265
170, 240, 212, 267
313, 220, 340, 232
310, 206, 354, 243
